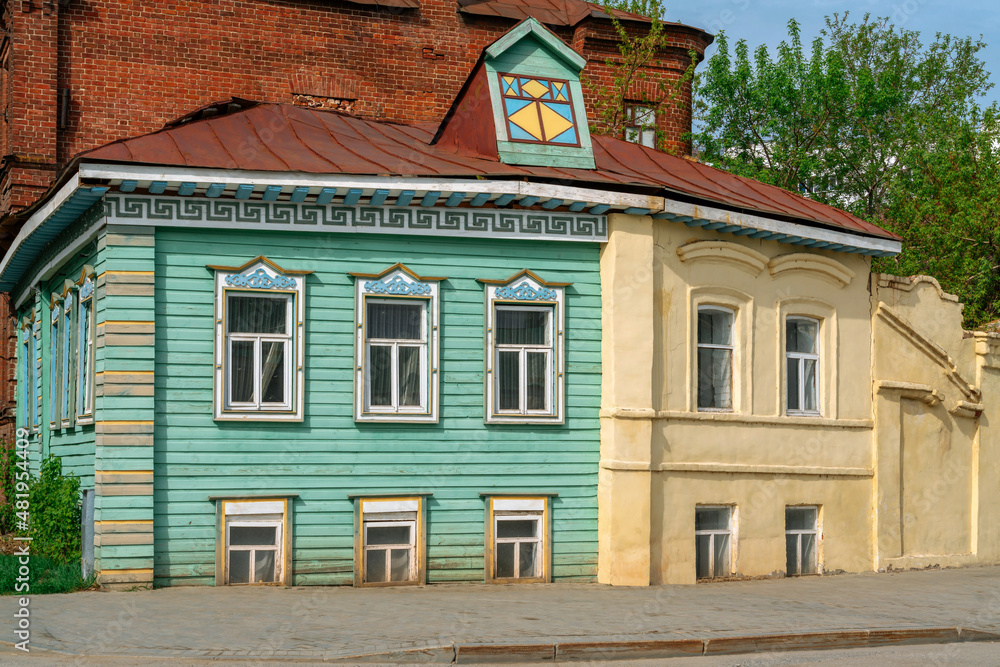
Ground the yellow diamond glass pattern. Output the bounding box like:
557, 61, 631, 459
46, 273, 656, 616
499, 73, 579, 146
508, 102, 545, 140
538, 103, 573, 139
520, 79, 550, 99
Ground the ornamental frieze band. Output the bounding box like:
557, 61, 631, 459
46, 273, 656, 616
104, 195, 608, 242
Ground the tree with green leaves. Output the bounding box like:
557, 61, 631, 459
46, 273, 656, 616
692, 13, 1000, 326
586, 0, 698, 152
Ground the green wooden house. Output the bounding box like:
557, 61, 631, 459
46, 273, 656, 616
3, 19, 615, 588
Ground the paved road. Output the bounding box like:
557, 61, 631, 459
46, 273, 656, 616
1, 566, 999, 662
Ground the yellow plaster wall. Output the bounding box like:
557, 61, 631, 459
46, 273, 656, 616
600, 213, 877, 585
599, 216, 1000, 586
871, 274, 1000, 571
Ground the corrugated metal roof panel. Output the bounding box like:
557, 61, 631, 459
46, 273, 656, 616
77, 101, 899, 241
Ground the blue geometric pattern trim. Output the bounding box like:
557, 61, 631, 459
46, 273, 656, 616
549, 127, 577, 144
495, 281, 558, 301
79, 278, 94, 300
225, 268, 297, 290
363, 275, 432, 296
103, 196, 608, 243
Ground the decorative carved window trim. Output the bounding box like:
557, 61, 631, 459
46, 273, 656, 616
350, 264, 445, 424
479, 270, 569, 424
76, 266, 96, 422
208, 257, 310, 422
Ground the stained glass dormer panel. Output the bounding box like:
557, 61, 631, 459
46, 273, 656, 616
500, 74, 579, 146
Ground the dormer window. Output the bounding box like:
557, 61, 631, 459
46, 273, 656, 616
433, 18, 595, 169
500, 74, 578, 146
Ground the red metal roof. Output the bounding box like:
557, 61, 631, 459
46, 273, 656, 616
79, 100, 898, 241
458, 0, 648, 26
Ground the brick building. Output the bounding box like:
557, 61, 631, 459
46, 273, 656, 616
0, 0, 712, 442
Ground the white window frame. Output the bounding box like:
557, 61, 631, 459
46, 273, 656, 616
363, 519, 417, 584
363, 298, 428, 415
217, 498, 290, 586
20, 313, 37, 432
493, 305, 553, 416
695, 505, 734, 580
224, 293, 294, 412
625, 104, 656, 148
60, 285, 74, 427
485, 496, 550, 583
211, 258, 307, 421
225, 519, 282, 585
785, 506, 821, 576
696, 305, 735, 412
354, 496, 426, 587
352, 264, 442, 423
785, 316, 821, 416
481, 270, 567, 424
49, 297, 61, 428
76, 270, 96, 422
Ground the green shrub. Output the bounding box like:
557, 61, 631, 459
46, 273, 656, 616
0, 440, 14, 534
0, 554, 94, 595
28, 457, 81, 563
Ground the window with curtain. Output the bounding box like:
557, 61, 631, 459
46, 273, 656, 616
21, 328, 32, 430
225, 293, 293, 412
482, 271, 566, 424
77, 286, 94, 419
61, 297, 73, 423
494, 306, 552, 415
786, 316, 819, 415
49, 304, 60, 425
28, 323, 38, 430
213, 259, 306, 421
697, 306, 734, 411
364, 300, 427, 413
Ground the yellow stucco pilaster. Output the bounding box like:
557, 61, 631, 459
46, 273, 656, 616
598, 213, 655, 585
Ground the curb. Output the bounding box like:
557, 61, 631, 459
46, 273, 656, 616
332, 626, 1000, 663
3, 626, 999, 663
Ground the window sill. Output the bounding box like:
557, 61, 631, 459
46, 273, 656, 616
486, 415, 563, 425
214, 412, 302, 422
355, 414, 437, 424
488, 577, 546, 585
358, 580, 423, 588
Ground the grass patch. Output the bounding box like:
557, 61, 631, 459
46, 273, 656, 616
0, 554, 95, 595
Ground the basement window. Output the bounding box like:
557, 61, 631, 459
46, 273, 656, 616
785, 506, 819, 576
695, 506, 733, 580
485, 496, 550, 583
354, 496, 427, 586
218, 498, 290, 586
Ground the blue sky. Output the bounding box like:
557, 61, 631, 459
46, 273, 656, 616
671, 0, 1000, 104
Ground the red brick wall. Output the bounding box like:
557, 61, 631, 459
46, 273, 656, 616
2, 0, 709, 215
0, 0, 710, 440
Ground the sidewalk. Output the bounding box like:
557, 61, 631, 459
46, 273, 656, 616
3, 567, 1000, 663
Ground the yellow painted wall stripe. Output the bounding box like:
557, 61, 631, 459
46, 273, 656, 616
98, 520, 154, 525
99, 470, 154, 475
101, 568, 154, 574
102, 321, 156, 326
96, 420, 155, 425
105, 270, 155, 276
96, 370, 155, 376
